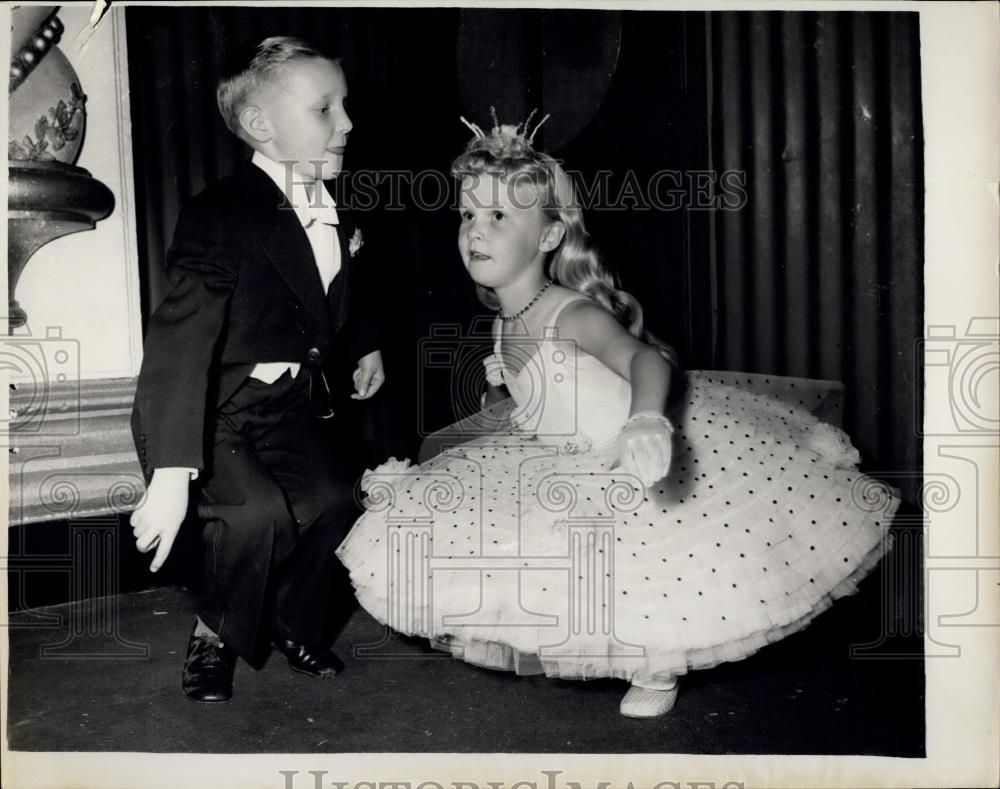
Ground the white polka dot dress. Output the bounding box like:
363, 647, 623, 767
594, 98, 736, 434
336, 295, 897, 682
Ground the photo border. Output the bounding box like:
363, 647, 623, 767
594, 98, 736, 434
2, 1, 998, 787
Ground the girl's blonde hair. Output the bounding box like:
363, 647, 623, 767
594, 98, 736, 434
451, 129, 677, 365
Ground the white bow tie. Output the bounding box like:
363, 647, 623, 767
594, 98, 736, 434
301, 203, 339, 228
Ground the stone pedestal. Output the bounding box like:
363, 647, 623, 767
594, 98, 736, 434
8, 161, 114, 329
8, 5, 116, 331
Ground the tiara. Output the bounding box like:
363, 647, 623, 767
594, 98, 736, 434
459, 107, 551, 146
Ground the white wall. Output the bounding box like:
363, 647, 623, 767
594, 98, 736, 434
12, 5, 143, 382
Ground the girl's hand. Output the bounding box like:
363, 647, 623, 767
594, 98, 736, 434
352, 350, 385, 399
618, 413, 674, 487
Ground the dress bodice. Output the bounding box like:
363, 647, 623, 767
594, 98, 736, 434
495, 293, 632, 451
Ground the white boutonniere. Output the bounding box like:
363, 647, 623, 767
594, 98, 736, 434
348, 227, 364, 257
483, 352, 504, 386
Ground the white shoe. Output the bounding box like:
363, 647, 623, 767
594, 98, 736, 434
619, 684, 679, 718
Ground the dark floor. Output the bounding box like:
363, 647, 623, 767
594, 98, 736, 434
7, 568, 925, 755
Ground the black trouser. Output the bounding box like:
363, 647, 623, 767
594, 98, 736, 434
194, 370, 358, 665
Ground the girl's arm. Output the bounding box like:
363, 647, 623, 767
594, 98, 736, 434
559, 301, 675, 486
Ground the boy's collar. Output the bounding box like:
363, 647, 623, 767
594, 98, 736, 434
251, 151, 338, 224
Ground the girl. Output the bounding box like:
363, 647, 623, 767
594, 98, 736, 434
336, 116, 897, 718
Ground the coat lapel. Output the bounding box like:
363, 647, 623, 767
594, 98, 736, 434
239, 165, 332, 329
327, 202, 352, 334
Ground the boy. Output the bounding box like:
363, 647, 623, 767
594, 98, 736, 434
130, 37, 384, 702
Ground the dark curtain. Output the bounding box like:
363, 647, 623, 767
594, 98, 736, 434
125, 8, 710, 463
708, 12, 923, 501
125, 9, 922, 499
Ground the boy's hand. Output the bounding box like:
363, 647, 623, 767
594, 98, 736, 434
618, 416, 673, 488
130, 468, 190, 573
351, 350, 385, 400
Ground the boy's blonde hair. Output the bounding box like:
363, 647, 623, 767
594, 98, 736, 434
216, 36, 334, 137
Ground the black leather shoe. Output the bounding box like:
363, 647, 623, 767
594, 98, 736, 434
271, 637, 345, 678
182, 631, 237, 702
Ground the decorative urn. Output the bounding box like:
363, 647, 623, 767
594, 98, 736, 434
8, 6, 114, 330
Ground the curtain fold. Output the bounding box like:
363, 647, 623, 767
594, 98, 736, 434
127, 11, 254, 314
125, 9, 923, 497
709, 12, 923, 501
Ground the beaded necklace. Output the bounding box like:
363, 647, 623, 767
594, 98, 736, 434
499, 279, 553, 323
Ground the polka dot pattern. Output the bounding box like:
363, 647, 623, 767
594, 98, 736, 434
338, 362, 897, 683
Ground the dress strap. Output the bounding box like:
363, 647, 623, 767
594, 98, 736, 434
542, 293, 593, 336
494, 292, 590, 353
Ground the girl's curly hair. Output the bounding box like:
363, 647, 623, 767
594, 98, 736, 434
451, 128, 677, 366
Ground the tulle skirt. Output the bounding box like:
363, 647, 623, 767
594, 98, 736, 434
336, 373, 897, 682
